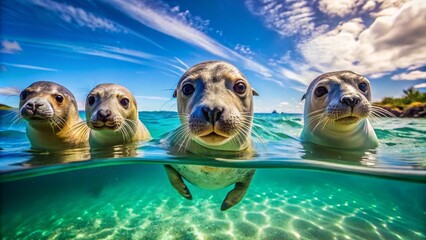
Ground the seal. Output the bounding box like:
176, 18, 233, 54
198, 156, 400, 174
85, 83, 151, 146
301, 71, 379, 149
165, 60, 259, 211
19, 81, 89, 150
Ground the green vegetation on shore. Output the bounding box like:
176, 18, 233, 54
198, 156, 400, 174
374, 87, 426, 117
0, 104, 13, 110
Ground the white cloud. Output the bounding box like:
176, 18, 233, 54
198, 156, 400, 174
298, 0, 426, 76
234, 44, 254, 57
245, 0, 317, 36
2, 62, 58, 71
0, 87, 20, 96
413, 83, 426, 89
18, 40, 166, 66
170, 5, 210, 32
0, 40, 22, 54
76, 49, 145, 65
108, 0, 276, 79
32, 0, 122, 32
108, 0, 231, 59
318, 0, 364, 17
361, 1, 377, 12
391, 71, 426, 80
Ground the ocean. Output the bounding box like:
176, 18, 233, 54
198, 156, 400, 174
0, 111, 425, 239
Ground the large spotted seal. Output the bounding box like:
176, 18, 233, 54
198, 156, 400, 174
19, 81, 89, 150
85, 83, 151, 146
301, 71, 379, 149
165, 60, 258, 211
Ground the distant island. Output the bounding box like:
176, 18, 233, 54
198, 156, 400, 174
0, 104, 13, 110
374, 87, 426, 118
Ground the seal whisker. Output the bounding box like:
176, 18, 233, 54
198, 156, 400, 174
307, 113, 325, 126
72, 122, 90, 146
311, 115, 329, 133
307, 108, 326, 118
121, 125, 131, 143
8, 110, 25, 129
370, 105, 395, 117
123, 120, 137, 142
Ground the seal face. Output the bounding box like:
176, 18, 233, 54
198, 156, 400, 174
165, 61, 258, 211
85, 83, 151, 146
301, 71, 379, 149
172, 60, 258, 151
19, 81, 88, 150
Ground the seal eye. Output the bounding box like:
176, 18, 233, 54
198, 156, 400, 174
358, 82, 368, 92
55, 95, 64, 103
233, 82, 247, 95
314, 86, 328, 98
120, 98, 130, 109
20, 91, 28, 100
87, 96, 95, 106
182, 84, 195, 96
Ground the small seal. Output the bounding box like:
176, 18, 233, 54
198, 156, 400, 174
85, 83, 151, 146
301, 71, 379, 149
165, 60, 259, 211
19, 81, 89, 150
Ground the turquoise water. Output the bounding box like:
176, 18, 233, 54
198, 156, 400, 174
0, 111, 425, 239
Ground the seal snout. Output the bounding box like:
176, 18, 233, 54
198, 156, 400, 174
21, 98, 54, 120
340, 95, 361, 108
188, 104, 239, 145
90, 108, 121, 130
202, 106, 223, 125
96, 109, 112, 122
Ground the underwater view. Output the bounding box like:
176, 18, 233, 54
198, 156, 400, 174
1, 111, 425, 239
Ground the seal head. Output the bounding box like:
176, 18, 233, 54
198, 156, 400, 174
85, 83, 151, 146
172, 60, 258, 152
301, 71, 379, 149
19, 81, 88, 150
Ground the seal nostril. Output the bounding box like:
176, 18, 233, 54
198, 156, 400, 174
35, 103, 43, 108
202, 106, 210, 122
213, 108, 223, 123
26, 102, 34, 109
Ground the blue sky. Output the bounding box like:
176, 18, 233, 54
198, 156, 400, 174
1, 0, 425, 113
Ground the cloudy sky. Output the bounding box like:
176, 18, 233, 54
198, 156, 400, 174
1, 0, 425, 113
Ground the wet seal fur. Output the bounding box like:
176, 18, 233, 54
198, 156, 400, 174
85, 83, 151, 146
19, 81, 89, 150
165, 60, 258, 211
301, 71, 379, 149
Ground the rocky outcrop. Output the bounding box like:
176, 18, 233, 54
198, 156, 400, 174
402, 102, 426, 118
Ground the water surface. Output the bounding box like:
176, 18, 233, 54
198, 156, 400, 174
0, 111, 425, 239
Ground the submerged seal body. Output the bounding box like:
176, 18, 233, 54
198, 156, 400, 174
19, 81, 88, 150
165, 60, 258, 211
301, 71, 379, 149
85, 83, 151, 146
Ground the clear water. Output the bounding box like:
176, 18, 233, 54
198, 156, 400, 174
0, 111, 425, 239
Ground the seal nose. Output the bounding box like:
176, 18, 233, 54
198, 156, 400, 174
341, 96, 360, 108
202, 106, 223, 124
26, 102, 44, 110
97, 109, 111, 121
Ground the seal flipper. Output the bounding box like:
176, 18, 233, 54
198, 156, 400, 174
164, 165, 193, 200
221, 170, 255, 211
